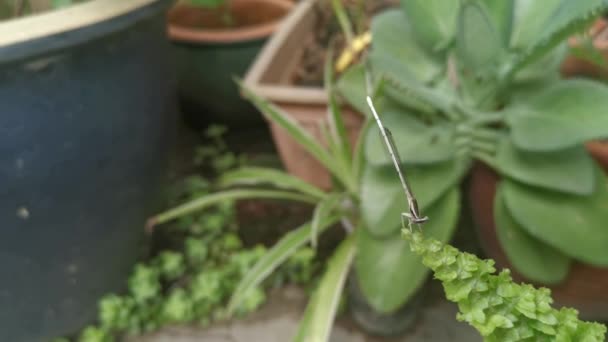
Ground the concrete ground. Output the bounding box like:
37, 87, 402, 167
133, 284, 480, 342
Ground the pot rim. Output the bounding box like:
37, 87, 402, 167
0, 0, 166, 65
0, 0, 159, 48
167, 0, 294, 44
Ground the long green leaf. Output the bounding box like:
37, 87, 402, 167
355, 187, 460, 312
330, 0, 354, 44
325, 47, 352, 173
502, 167, 608, 266
507, 79, 608, 151
352, 118, 372, 185
149, 189, 317, 227
239, 81, 337, 174
494, 138, 595, 195
311, 193, 343, 248
495, 184, 571, 285
293, 234, 356, 342
361, 159, 467, 237
219, 167, 326, 199
228, 216, 340, 315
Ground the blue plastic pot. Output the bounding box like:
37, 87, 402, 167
0, 1, 177, 340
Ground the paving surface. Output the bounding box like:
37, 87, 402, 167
132, 285, 480, 342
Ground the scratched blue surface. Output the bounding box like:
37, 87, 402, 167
0, 1, 177, 340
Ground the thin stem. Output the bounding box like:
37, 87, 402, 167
331, 0, 354, 44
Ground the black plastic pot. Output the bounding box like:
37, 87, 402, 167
0, 1, 177, 341
347, 273, 424, 337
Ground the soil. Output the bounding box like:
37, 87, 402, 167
170, 2, 288, 30
294, 0, 399, 86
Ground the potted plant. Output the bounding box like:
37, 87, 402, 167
168, 0, 294, 127
336, 0, 608, 320
148, 48, 448, 337
243, 0, 394, 189
0, 0, 177, 340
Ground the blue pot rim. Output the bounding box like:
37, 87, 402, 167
0, 0, 170, 64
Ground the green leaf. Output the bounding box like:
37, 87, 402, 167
482, 0, 514, 46
495, 184, 571, 284
508, 0, 607, 75
188, 0, 225, 8
457, 1, 502, 70
352, 118, 372, 185
361, 159, 467, 236
330, 0, 354, 43
149, 189, 317, 227
502, 168, 608, 266
219, 167, 326, 199
294, 234, 356, 342
228, 216, 340, 314
325, 48, 353, 180
364, 109, 456, 166
52, 0, 75, 8
355, 188, 460, 312
310, 193, 343, 248
336, 65, 370, 116
494, 138, 596, 195
509, 0, 564, 49
370, 9, 441, 83
239, 81, 339, 176
400, 0, 459, 52
507, 79, 608, 151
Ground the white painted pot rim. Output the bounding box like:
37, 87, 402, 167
0, 0, 159, 48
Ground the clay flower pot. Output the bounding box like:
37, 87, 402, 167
244, 0, 364, 190
168, 0, 294, 127
469, 142, 608, 320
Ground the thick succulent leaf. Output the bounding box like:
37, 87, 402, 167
370, 9, 441, 83
509, 0, 563, 49
508, 0, 607, 75
513, 44, 566, 83
400, 0, 459, 53
361, 159, 467, 237
293, 234, 356, 342
494, 138, 596, 195
220, 167, 326, 199
495, 184, 571, 285
336, 65, 370, 116
507, 79, 608, 151
355, 188, 460, 313
457, 1, 502, 70
502, 168, 608, 266
228, 216, 340, 314
364, 109, 456, 165
482, 0, 514, 45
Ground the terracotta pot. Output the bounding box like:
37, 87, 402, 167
167, 0, 294, 127
561, 19, 608, 78
469, 142, 608, 320
244, 0, 364, 190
